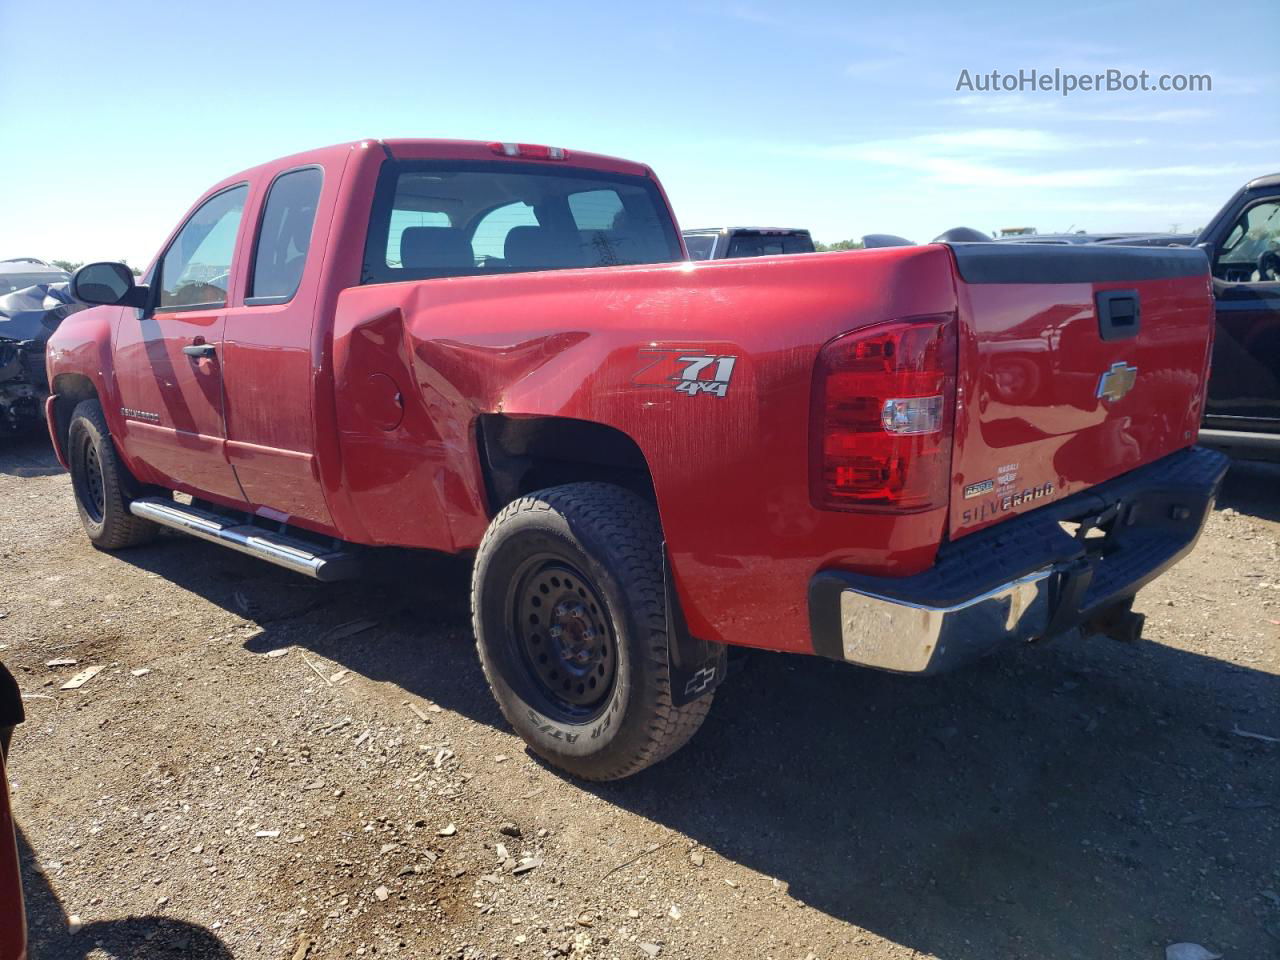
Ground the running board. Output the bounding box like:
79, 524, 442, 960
129, 497, 360, 582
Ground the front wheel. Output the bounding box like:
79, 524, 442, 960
471, 482, 713, 781
66, 399, 158, 550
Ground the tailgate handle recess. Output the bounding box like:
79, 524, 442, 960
1096, 290, 1140, 342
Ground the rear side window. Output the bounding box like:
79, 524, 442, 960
362, 161, 682, 283
249, 167, 323, 302
158, 185, 248, 309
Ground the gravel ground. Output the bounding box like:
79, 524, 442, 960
2, 433, 1278, 960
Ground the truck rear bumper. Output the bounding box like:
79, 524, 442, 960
808, 446, 1229, 674
1198, 428, 1280, 463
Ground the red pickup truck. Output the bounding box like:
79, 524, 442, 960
47, 139, 1227, 780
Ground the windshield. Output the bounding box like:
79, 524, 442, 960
725, 232, 815, 258
684, 235, 717, 260
363, 162, 682, 283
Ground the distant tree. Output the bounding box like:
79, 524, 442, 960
813, 239, 864, 252
119, 258, 142, 276
51, 259, 83, 273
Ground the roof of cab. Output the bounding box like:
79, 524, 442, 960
213, 139, 655, 191
379, 139, 652, 177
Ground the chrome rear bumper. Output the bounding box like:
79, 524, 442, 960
836, 567, 1054, 672
809, 446, 1229, 674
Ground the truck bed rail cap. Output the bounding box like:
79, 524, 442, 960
944, 241, 1209, 284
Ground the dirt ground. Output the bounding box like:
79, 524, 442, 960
1, 432, 1277, 960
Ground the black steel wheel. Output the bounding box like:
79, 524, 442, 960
508, 556, 616, 721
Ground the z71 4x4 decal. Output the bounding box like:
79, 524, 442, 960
633, 348, 739, 398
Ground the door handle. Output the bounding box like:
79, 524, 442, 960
182, 343, 217, 359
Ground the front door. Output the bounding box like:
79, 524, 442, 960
221, 165, 335, 529
1205, 196, 1280, 433
113, 184, 249, 501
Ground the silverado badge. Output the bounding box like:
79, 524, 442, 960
1096, 361, 1138, 403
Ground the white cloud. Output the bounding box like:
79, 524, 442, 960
771, 129, 1255, 190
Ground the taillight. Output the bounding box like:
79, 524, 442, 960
488, 142, 568, 160
810, 314, 957, 512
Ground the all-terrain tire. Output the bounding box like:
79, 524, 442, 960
471, 482, 713, 781
67, 399, 159, 550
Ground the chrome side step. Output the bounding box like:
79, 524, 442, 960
129, 496, 360, 582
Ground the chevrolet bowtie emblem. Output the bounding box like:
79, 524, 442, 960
1096, 361, 1138, 403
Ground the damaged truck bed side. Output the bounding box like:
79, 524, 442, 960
45, 139, 1226, 780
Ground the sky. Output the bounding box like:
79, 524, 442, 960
1, 0, 1277, 266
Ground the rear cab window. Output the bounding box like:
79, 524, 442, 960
362, 161, 682, 283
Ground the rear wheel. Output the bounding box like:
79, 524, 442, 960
471, 482, 713, 781
67, 399, 158, 550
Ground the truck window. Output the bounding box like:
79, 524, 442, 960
248, 167, 323, 303
1213, 200, 1280, 283
726, 233, 815, 258
683, 235, 716, 260
362, 162, 682, 283
158, 185, 248, 310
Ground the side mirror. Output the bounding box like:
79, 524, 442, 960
69, 262, 149, 308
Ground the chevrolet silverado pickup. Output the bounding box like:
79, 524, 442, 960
47, 138, 1227, 780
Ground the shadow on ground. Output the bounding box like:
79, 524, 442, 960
0, 432, 65, 477
17, 830, 232, 958
1217, 456, 1280, 523
11, 433, 1280, 958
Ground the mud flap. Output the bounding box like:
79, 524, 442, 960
662, 545, 727, 706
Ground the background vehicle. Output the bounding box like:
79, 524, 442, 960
47, 139, 1225, 781
1191, 172, 1280, 459
683, 226, 814, 260
999, 231, 1195, 246
0, 275, 85, 436
0, 259, 68, 296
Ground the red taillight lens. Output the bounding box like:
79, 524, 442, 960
810, 314, 957, 512
488, 142, 568, 160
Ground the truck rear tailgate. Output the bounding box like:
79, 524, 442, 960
946, 243, 1213, 539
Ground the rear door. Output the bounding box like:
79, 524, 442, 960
113, 184, 248, 501
945, 243, 1214, 538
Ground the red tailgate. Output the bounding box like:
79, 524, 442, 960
946, 244, 1213, 539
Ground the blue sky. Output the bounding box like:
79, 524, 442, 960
1, 0, 1276, 264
